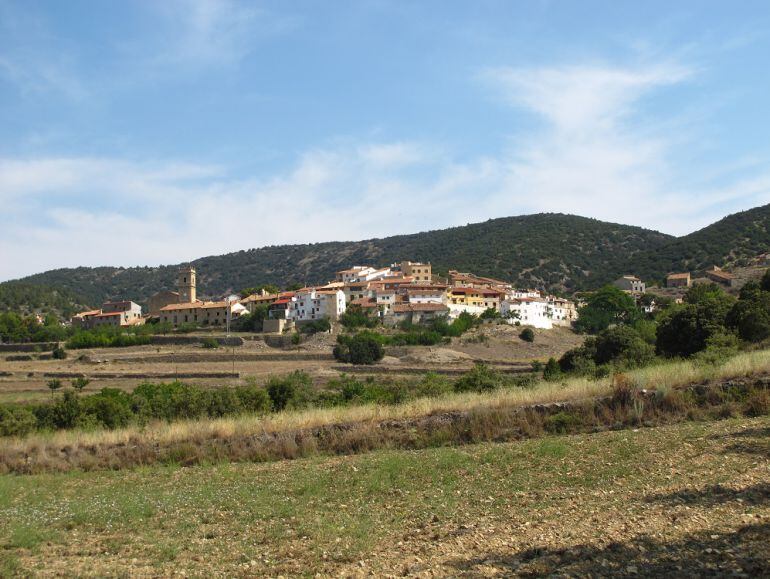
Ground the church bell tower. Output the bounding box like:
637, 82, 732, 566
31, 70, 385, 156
178, 265, 196, 303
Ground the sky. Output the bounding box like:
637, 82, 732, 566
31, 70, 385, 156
1, 0, 770, 281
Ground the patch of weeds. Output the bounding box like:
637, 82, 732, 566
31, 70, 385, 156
154, 541, 180, 563
543, 411, 583, 434
535, 439, 569, 458
6, 524, 58, 551
0, 552, 21, 576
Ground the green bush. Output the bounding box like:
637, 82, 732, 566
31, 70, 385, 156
266, 371, 314, 411
201, 337, 219, 349
51, 346, 67, 359
454, 363, 504, 393
339, 305, 379, 329
334, 332, 385, 365
300, 318, 331, 334
542, 358, 562, 381
519, 328, 535, 342
574, 285, 639, 334
726, 282, 770, 343
656, 286, 735, 357
0, 406, 37, 437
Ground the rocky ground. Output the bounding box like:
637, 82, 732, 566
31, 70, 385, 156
2, 416, 767, 576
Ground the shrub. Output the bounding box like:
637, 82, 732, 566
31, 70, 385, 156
78, 388, 133, 429
544, 411, 582, 434
339, 305, 379, 329
0, 406, 37, 437
201, 337, 219, 349
542, 358, 562, 381
413, 372, 454, 398
300, 317, 332, 335
266, 371, 314, 411
51, 346, 67, 359
71, 377, 91, 393
334, 332, 385, 365
234, 383, 272, 414
519, 328, 535, 342
454, 363, 504, 393
693, 332, 741, 366
744, 389, 770, 417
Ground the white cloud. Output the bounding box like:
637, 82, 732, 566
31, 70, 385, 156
3, 59, 770, 282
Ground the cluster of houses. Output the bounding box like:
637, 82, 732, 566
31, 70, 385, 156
69, 255, 767, 333
256, 262, 577, 331
71, 261, 579, 332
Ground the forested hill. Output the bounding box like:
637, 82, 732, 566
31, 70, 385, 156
632, 203, 770, 280
6, 214, 672, 307
4, 204, 770, 311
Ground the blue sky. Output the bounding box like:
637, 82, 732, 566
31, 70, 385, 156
1, 0, 770, 281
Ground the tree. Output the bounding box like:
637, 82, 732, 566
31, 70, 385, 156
519, 327, 535, 342
656, 289, 735, 357
333, 332, 385, 365
71, 377, 91, 394
234, 304, 268, 332
543, 358, 562, 381
574, 285, 639, 334
339, 305, 378, 329
593, 326, 655, 368
726, 283, 770, 343
47, 378, 63, 400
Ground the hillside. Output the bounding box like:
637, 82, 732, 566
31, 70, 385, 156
6, 214, 672, 306
0, 282, 92, 318
4, 204, 770, 309
633, 203, 770, 282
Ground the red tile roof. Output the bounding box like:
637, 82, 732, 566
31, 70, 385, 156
392, 303, 449, 313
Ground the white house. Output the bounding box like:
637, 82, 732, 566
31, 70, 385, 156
401, 284, 448, 305
501, 297, 555, 329
289, 288, 347, 322
335, 266, 375, 283
546, 296, 578, 327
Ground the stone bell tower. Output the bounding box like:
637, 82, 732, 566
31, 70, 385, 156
178, 265, 196, 303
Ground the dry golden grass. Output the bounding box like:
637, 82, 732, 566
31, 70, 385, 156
3, 348, 770, 458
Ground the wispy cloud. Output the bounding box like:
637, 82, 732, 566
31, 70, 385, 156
2, 58, 769, 281
149, 0, 297, 69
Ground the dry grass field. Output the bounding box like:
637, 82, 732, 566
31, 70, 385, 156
1, 416, 767, 576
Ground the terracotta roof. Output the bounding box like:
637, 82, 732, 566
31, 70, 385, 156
74, 309, 102, 318
402, 284, 448, 291
707, 270, 734, 280
667, 272, 690, 280
271, 299, 291, 306
350, 297, 378, 308
241, 293, 279, 303
392, 303, 449, 313
159, 301, 205, 311
160, 300, 231, 311
93, 312, 122, 317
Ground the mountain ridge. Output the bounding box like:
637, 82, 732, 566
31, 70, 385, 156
4, 205, 770, 313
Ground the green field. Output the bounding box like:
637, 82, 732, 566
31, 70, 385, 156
1, 416, 767, 576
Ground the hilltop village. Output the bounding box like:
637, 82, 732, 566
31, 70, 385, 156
68, 256, 766, 335
71, 261, 581, 332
